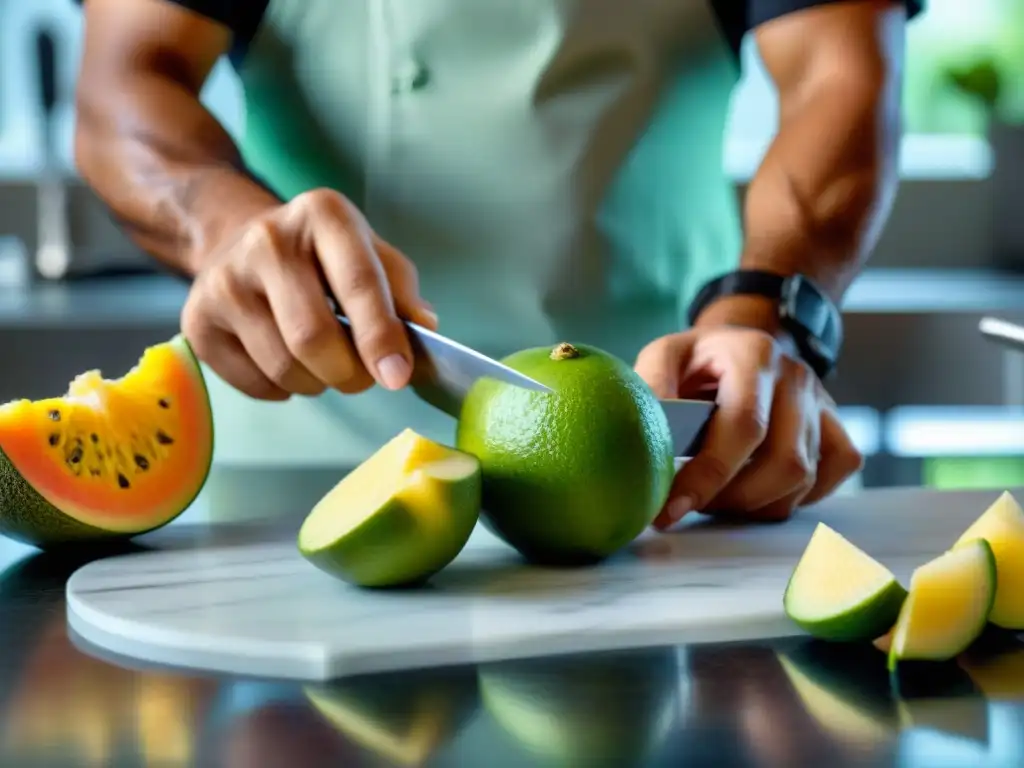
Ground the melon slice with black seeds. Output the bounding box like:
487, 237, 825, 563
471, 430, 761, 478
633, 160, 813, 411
0, 334, 213, 549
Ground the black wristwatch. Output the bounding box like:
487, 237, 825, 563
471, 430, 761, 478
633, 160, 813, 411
686, 270, 843, 380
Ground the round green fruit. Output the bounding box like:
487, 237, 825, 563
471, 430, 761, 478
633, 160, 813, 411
455, 342, 674, 565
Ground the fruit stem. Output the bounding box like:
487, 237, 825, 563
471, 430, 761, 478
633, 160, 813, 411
550, 342, 580, 361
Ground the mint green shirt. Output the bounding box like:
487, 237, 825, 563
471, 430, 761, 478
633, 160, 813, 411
139, 1, 779, 464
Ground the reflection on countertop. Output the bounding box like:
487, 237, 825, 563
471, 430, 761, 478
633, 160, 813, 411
1, 467, 1024, 766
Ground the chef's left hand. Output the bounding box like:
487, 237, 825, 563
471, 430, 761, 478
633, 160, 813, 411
634, 318, 862, 530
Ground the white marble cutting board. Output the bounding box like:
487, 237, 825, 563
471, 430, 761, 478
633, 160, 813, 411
65, 486, 1016, 682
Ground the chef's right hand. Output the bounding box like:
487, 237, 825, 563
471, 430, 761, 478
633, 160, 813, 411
181, 188, 437, 401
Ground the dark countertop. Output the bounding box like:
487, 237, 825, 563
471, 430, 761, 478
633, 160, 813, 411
2, 464, 1024, 768
0, 269, 1023, 329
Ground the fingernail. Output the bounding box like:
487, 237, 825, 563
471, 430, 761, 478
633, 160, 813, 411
667, 496, 694, 523
377, 354, 411, 390
415, 307, 439, 329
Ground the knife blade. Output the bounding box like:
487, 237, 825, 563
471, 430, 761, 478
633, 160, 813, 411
332, 301, 714, 456
332, 311, 551, 417
659, 397, 714, 458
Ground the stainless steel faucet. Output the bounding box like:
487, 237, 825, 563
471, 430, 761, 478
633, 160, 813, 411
34, 26, 71, 280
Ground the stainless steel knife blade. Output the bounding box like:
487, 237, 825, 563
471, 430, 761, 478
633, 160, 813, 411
334, 313, 551, 417
659, 398, 715, 458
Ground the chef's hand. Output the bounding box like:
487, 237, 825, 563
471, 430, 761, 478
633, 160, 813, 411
181, 188, 437, 401
634, 310, 862, 529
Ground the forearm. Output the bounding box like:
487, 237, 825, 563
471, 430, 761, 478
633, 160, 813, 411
75, 73, 280, 276
696, 1, 906, 333
742, 86, 898, 301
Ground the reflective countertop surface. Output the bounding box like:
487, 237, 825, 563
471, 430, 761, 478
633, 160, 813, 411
2, 464, 1023, 768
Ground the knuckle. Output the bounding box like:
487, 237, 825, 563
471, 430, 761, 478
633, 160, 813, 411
693, 454, 734, 503
339, 262, 383, 299
295, 187, 348, 217
263, 354, 298, 388
284, 314, 336, 358
732, 402, 770, 445
838, 444, 865, 475
777, 449, 814, 485
335, 369, 375, 395
207, 263, 248, 306
353, 317, 405, 356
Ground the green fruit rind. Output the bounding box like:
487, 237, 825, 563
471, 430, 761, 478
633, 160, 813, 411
456, 343, 674, 565
784, 578, 907, 643
782, 523, 906, 643
887, 539, 997, 673
298, 466, 481, 589
0, 334, 214, 550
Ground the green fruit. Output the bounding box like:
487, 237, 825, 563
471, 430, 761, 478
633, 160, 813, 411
303, 667, 478, 766
297, 429, 481, 588
784, 523, 907, 642
478, 649, 679, 764
888, 539, 997, 671
456, 342, 674, 565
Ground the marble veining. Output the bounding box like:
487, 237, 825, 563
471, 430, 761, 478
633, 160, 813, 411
66, 486, 1018, 682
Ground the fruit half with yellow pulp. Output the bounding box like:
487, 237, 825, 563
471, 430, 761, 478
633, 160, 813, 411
0, 335, 213, 549
783, 523, 907, 642
298, 429, 481, 588
887, 539, 996, 671
952, 490, 1024, 629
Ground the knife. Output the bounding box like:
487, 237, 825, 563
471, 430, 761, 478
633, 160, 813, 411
332, 305, 714, 457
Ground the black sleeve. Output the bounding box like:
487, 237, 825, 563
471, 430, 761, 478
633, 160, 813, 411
713, 0, 925, 58
71, 0, 268, 52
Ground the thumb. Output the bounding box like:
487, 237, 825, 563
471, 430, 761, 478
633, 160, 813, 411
634, 332, 695, 398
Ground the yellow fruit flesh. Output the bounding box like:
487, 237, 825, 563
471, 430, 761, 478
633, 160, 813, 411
787, 524, 896, 618
890, 543, 993, 661
305, 687, 448, 766
954, 491, 1024, 629
298, 429, 477, 548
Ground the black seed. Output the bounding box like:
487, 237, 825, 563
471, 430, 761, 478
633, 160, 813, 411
90, 469, 100, 477
48, 433, 59, 446
158, 398, 170, 409
156, 431, 174, 446
68, 446, 83, 464
134, 454, 150, 471
117, 473, 130, 489
48, 410, 60, 422
90, 434, 99, 444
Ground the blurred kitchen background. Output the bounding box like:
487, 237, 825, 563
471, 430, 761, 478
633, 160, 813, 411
0, 0, 1022, 493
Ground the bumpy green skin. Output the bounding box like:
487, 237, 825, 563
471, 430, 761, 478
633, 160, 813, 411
0, 334, 214, 551
783, 577, 908, 643
456, 343, 674, 566
298, 468, 481, 589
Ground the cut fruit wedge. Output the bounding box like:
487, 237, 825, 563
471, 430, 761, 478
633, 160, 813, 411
887, 539, 996, 671
952, 491, 1024, 629
783, 523, 907, 642
297, 429, 481, 588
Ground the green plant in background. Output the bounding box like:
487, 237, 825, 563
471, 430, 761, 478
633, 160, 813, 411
900, 0, 1024, 135
945, 59, 1003, 114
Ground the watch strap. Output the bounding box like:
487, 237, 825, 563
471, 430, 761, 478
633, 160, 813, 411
687, 270, 842, 379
